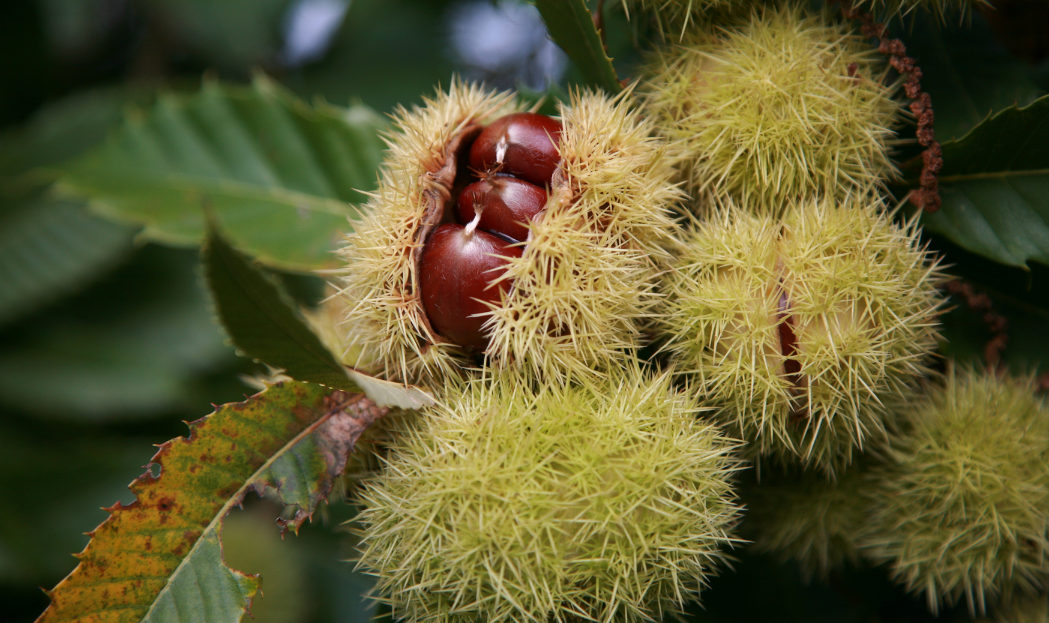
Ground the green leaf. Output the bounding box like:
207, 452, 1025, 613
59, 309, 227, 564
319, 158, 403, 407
902, 95, 1049, 269
57, 76, 386, 272
203, 223, 354, 390
531, 0, 622, 94
36, 381, 390, 623
898, 12, 1043, 143
0, 192, 136, 328
203, 226, 434, 409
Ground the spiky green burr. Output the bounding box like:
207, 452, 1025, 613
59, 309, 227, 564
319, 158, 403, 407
658, 197, 944, 476
861, 368, 1049, 615
303, 286, 380, 373
355, 367, 743, 623
742, 463, 873, 580
643, 5, 899, 214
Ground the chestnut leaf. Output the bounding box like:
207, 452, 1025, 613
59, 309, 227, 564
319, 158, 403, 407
531, 0, 621, 94
0, 88, 146, 328
203, 224, 433, 410
54, 75, 385, 273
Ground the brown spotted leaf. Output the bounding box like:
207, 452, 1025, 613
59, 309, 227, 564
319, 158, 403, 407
36, 380, 388, 623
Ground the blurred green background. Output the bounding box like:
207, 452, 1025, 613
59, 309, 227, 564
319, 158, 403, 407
1, 1, 1045, 622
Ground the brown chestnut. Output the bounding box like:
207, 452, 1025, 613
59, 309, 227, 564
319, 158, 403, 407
456, 177, 547, 242
419, 223, 523, 351
468, 112, 562, 187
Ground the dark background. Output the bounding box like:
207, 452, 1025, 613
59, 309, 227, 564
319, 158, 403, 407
1, 1, 1047, 622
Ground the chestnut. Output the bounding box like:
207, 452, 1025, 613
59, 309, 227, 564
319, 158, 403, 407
420, 223, 523, 351
456, 177, 547, 242
469, 112, 562, 187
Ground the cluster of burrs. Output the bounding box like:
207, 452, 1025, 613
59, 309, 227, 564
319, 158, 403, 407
311, 1, 1049, 621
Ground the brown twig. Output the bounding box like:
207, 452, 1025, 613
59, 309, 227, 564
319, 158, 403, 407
943, 279, 1009, 369
840, 3, 943, 213
1037, 371, 1049, 392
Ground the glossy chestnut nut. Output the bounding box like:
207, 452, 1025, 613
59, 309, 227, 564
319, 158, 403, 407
468, 112, 562, 187
456, 177, 547, 242
420, 223, 523, 351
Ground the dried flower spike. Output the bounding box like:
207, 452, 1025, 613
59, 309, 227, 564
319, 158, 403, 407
643, 5, 899, 214
861, 368, 1049, 615
659, 196, 944, 476
355, 366, 744, 623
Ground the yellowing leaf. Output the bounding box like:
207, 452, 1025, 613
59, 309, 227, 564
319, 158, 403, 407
36, 381, 389, 623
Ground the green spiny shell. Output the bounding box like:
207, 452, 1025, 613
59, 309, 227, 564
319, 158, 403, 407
619, 0, 751, 38
355, 366, 743, 623
851, 0, 990, 20
861, 368, 1049, 615
742, 461, 873, 580
982, 594, 1049, 623
643, 5, 899, 214
659, 196, 944, 476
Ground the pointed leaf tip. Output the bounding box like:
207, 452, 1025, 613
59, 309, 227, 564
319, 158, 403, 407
531, 0, 621, 94
203, 226, 359, 392
203, 226, 433, 409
